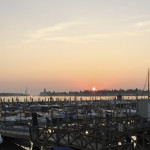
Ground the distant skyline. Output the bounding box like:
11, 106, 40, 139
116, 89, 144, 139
0, 0, 150, 95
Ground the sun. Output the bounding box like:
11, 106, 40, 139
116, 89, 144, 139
92, 87, 96, 91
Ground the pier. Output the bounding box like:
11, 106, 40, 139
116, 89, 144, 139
0, 97, 150, 149
0, 115, 150, 149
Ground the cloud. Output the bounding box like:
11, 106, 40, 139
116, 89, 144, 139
87, 32, 138, 38
126, 19, 150, 35
24, 32, 138, 43
40, 31, 138, 43
23, 21, 140, 43
26, 21, 83, 40
135, 20, 150, 27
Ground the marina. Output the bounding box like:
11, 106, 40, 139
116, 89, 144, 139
1, 0, 150, 149
0, 95, 150, 149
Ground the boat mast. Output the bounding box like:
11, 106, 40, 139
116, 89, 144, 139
148, 68, 149, 99
25, 86, 28, 101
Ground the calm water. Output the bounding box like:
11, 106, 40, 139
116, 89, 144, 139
0, 95, 148, 102
0, 137, 27, 150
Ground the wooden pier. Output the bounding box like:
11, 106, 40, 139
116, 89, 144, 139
0, 98, 150, 149
30, 115, 150, 150
0, 115, 150, 150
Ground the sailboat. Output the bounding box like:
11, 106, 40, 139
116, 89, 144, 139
137, 68, 150, 120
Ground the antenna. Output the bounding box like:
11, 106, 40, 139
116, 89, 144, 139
25, 86, 28, 103
25, 86, 28, 96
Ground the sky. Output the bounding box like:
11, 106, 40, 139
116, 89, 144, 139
0, 0, 150, 95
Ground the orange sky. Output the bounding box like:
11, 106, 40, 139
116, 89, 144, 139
0, 1, 150, 95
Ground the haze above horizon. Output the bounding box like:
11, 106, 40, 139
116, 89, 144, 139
0, 0, 150, 95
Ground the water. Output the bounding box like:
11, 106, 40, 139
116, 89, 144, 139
0, 95, 148, 102
0, 137, 26, 150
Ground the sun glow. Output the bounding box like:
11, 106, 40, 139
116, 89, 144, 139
92, 87, 96, 91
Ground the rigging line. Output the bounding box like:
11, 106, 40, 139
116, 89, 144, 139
142, 71, 148, 92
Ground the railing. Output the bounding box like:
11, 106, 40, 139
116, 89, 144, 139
0, 115, 150, 149
28, 116, 150, 149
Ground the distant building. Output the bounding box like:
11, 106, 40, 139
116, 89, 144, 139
40, 88, 48, 96
44, 88, 46, 93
